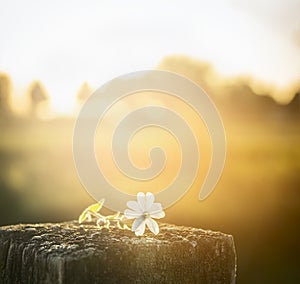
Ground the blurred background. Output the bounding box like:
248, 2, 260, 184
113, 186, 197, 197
0, 0, 299, 283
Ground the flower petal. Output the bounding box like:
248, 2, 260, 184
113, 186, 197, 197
134, 221, 146, 236
145, 218, 159, 235
124, 209, 142, 219
127, 201, 142, 212
137, 192, 146, 211
145, 192, 154, 210
132, 216, 145, 232
150, 210, 165, 219
149, 202, 163, 214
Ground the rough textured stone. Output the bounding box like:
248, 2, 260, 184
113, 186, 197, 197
0, 221, 236, 284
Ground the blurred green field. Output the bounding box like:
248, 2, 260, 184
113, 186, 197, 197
0, 111, 299, 283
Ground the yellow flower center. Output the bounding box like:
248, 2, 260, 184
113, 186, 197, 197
143, 212, 150, 219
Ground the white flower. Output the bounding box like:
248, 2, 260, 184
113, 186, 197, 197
124, 192, 165, 236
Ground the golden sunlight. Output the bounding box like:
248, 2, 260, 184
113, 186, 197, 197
95, 91, 211, 196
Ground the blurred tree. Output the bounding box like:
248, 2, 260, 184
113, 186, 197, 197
77, 82, 93, 103
28, 81, 48, 117
288, 91, 300, 114
0, 73, 12, 116
157, 55, 216, 94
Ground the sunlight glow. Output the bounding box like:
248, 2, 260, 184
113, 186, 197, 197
0, 0, 299, 115
50, 94, 76, 115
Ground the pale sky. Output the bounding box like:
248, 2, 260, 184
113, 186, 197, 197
0, 0, 299, 113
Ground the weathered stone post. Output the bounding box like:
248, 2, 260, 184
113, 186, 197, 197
0, 221, 236, 284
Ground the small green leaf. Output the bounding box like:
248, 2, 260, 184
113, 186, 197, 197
106, 212, 120, 220
78, 209, 88, 224
86, 198, 105, 213
78, 199, 105, 223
